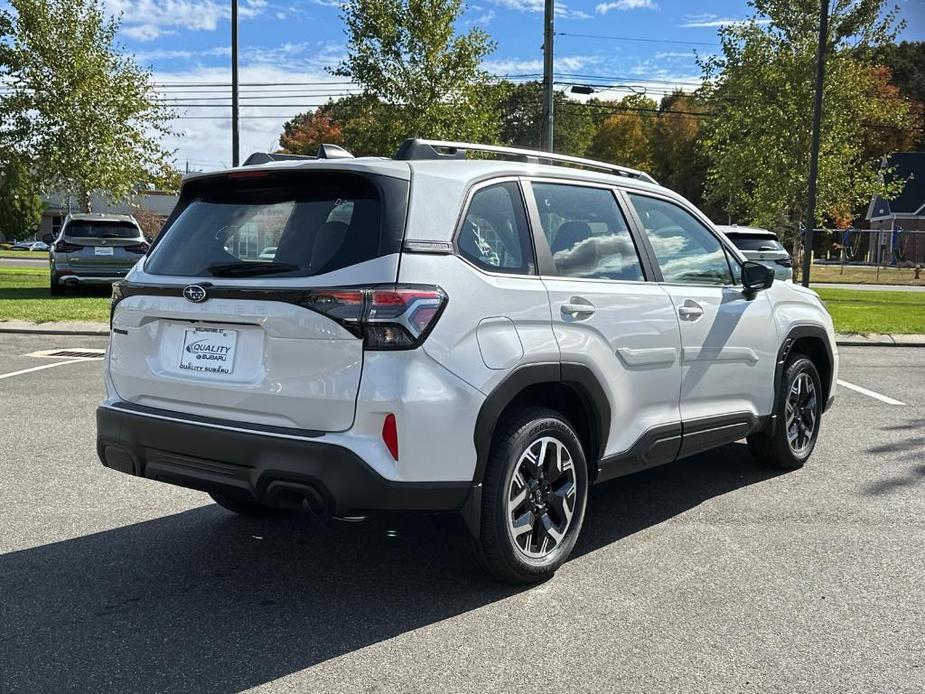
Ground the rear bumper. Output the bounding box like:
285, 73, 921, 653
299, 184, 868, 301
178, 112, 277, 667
96, 404, 471, 514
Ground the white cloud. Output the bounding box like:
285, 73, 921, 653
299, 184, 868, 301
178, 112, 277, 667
483, 54, 599, 75
152, 65, 352, 171
105, 0, 270, 41
595, 0, 657, 15
680, 13, 770, 28
489, 1, 591, 20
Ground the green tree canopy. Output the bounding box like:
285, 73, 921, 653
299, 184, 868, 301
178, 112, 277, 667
700, 0, 915, 247
0, 0, 177, 211
0, 158, 42, 241
494, 81, 596, 156
332, 0, 500, 152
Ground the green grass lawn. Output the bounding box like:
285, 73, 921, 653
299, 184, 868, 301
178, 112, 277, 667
0, 266, 110, 323
0, 249, 49, 259
815, 288, 925, 335
1, 265, 923, 333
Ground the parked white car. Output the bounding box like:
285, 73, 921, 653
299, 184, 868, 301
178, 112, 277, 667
10, 240, 49, 251
97, 139, 838, 583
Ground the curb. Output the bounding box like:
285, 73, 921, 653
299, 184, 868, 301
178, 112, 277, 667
835, 334, 925, 348
0, 326, 109, 337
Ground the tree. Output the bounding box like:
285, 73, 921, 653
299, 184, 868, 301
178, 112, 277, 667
279, 106, 344, 155
648, 91, 718, 215
332, 0, 500, 152
1, 0, 177, 211
0, 158, 42, 241
495, 81, 596, 156
874, 41, 925, 149
586, 95, 658, 171
699, 0, 915, 251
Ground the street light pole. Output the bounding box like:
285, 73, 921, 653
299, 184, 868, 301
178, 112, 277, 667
541, 0, 554, 151
231, 0, 240, 167
801, 0, 829, 288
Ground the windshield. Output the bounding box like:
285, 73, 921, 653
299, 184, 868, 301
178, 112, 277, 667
145, 172, 384, 278
65, 221, 140, 238
727, 234, 785, 252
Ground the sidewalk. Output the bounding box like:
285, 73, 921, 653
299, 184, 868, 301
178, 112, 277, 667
1, 319, 924, 347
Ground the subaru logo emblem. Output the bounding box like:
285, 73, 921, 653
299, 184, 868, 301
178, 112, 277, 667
183, 285, 207, 303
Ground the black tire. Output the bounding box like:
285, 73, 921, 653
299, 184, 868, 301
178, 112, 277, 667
468, 407, 589, 584
50, 275, 64, 296
747, 353, 823, 470
209, 491, 290, 517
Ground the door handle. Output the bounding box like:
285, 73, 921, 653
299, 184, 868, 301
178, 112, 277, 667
677, 300, 704, 320
561, 297, 595, 318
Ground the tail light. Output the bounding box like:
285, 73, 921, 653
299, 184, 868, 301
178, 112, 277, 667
301, 284, 447, 350
776, 258, 792, 267
125, 242, 150, 254
54, 240, 84, 253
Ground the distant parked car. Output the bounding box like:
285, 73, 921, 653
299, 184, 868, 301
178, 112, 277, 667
717, 225, 792, 281
257, 246, 278, 260
48, 213, 148, 295
10, 240, 49, 251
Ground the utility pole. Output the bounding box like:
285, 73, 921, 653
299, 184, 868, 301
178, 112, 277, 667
231, 0, 240, 167
541, 0, 554, 151
801, 0, 829, 288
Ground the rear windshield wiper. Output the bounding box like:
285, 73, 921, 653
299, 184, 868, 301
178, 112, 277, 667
207, 261, 301, 277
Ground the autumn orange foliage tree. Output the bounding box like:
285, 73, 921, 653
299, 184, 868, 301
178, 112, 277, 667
278, 107, 343, 155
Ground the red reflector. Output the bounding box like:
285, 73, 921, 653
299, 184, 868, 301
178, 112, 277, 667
382, 413, 399, 460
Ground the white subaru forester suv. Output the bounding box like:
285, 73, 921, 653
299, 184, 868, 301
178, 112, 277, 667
97, 139, 838, 583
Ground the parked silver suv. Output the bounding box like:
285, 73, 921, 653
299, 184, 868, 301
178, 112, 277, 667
97, 140, 838, 583
717, 225, 793, 281
49, 213, 149, 295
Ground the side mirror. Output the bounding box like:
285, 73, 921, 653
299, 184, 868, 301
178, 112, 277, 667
42, 233, 55, 245
742, 261, 774, 294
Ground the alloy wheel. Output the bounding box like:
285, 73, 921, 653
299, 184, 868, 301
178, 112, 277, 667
785, 371, 817, 456
506, 436, 578, 559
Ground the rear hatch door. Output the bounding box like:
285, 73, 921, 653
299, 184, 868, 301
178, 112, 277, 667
108, 167, 408, 433
62, 220, 146, 271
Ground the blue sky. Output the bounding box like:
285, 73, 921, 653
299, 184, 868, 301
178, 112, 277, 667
7, 0, 925, 169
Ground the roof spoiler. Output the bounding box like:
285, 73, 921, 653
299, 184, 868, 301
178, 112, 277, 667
242, 144, 354, 166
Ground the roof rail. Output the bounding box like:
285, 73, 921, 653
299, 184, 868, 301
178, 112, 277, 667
394, 138, 657, 184
242, 144, 354, 167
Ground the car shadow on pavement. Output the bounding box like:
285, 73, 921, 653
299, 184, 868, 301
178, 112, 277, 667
0, 442, 780, 693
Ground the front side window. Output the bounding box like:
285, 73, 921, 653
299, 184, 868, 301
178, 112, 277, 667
457, 182, 534, 274
531, 183, 644, 281
628, 194, 733, 285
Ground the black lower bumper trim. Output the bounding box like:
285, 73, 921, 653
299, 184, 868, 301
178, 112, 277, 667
96, 406, 469, 514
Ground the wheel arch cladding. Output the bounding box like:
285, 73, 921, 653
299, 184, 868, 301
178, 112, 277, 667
472, 362, 611, 485
768, 325, 833, 435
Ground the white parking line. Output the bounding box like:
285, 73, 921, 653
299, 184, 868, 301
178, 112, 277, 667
0, 359, 92, 381
837, 379, 906, 406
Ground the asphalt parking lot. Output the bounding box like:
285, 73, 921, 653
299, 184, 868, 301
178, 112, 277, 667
0, 332, 922, 693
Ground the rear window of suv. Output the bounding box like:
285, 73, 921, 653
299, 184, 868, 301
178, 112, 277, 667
726, 234, 784, 252
65, 221, 140, 238
145, 172, 391, 278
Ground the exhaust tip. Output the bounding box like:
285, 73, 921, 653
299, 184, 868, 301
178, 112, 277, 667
265, 481, 330, 516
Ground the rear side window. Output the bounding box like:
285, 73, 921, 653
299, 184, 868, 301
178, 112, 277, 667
145, 172, 385, 278
65, 221, 140, 239
531, 183, 644, 281
457, 182, 534, 275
